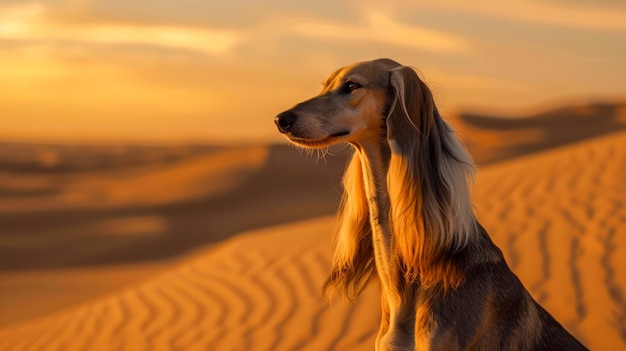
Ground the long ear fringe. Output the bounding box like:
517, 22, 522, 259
323, 154, 377, 300
387, 66, 477, 287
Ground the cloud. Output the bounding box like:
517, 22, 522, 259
0, 2, 241, 55
416, 0, 626, 32
293, 10, 469, 53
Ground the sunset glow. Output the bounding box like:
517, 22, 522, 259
1, 0, 625, 144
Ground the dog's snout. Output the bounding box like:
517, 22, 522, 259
275, 111, 296, 133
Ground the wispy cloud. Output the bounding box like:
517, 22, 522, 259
293, 10, 469, 53
0, 2, 241, 55
418, 1, 626, 32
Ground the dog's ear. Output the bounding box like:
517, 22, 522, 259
323, 154, 376, 300
386, 66, 476, 287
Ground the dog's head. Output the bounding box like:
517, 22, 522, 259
276, 59, 477, 293
275, 58, 401, 148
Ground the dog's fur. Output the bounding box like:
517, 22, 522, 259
275, 58, 587, 350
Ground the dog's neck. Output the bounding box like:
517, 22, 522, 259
350, 141, 400, 298
352, 141, 419, 347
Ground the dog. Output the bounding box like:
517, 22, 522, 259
275, 58, 588, 350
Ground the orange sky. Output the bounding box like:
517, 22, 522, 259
1, 0, 625, 144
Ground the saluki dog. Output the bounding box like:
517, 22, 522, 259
275, 59, 587, 351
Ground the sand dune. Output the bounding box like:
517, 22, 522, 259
0, 261, 172, 331
0, 145, 269, 212
0, 218, 381, 351
0, 145, 279, 274
1, 129, 625, 350
453, 101, 626, 164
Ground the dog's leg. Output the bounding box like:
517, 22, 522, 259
356, 147, 416, 351
378, 287, 417, 351
376, 294, 390, 351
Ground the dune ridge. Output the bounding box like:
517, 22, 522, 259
1, 130, 625, 350
453, 101, 626, 164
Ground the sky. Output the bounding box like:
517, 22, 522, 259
0, 0, 625, 144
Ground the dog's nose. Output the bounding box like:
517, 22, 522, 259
275, 111, 296, 133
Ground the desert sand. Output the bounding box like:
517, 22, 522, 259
0, 126, 625, 350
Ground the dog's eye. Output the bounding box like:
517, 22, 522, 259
342, 81, 362, 93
